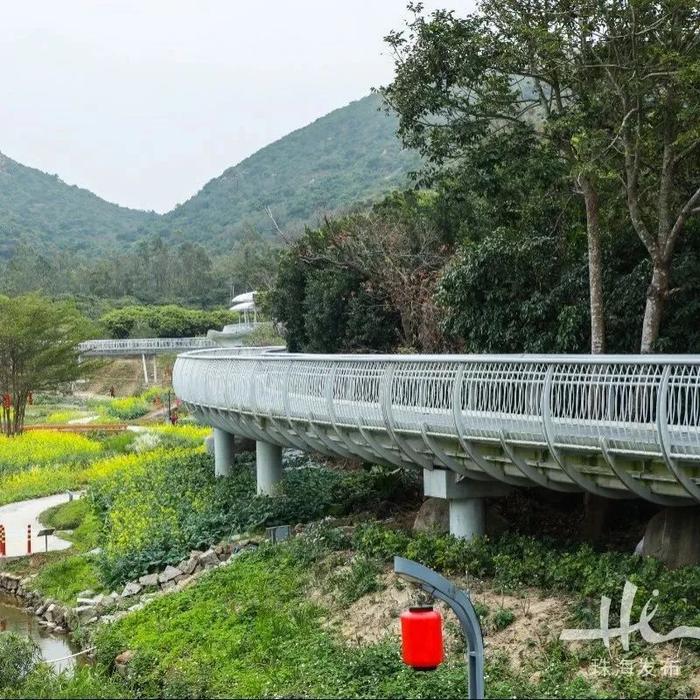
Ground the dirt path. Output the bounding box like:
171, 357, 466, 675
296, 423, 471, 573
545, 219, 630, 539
0, 493, 77, 557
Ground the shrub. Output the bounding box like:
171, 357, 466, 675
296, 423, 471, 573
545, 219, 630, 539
104, 397, 150, 420
0, 634, 40, 689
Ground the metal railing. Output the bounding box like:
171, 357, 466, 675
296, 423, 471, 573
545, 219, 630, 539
172, 349, 700, 504
79, 337, 218, 356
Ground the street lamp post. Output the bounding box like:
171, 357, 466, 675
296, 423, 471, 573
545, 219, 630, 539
394, 556, 485, 700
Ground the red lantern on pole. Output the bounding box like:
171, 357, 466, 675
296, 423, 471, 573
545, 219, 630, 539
400, 606, 444, 671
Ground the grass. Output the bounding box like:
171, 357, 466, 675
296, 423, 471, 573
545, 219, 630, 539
84, 532, 693, 699
24, 497, 105, 604
40, 498, 91, 531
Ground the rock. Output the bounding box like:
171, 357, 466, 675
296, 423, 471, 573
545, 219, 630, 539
45, 603, 57, 623
115, 650, 135, 677
138, 573, 159, 588
53, 626, 67, 635
35, 602, 49, 617
75, 605, 97, 622
161, 581, 176, 593
197, 549, 219, 569
77, 589, 95, 599
181, 556, 199, 576
204, 434, 215, 456
127, 603, 144, 613
158, 565, 183, 585
77, 595, 104, 607
642, 507, 700, 569
121, 582, 142, 598
413, 498, 449, 533
88, 547, 102, 556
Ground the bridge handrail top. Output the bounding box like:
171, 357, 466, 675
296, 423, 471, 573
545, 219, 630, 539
176, 349, 700, 365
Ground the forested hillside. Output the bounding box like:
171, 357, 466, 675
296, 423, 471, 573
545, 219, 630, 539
0, 94, 418, 259
157, 93, 420, 248
0, 152, 156, 258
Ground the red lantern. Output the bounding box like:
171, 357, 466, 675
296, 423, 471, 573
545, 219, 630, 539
400, 606, 444, 671
1, 394, 11, 410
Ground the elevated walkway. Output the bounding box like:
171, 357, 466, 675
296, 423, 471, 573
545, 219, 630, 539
173, 349, 700, 537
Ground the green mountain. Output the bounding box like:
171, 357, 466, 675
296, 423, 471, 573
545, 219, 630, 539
0, 94, 419, 257
0, 152, 156, 258
159, 93, 420, 248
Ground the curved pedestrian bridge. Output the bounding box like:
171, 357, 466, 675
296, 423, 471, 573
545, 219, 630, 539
173, 348, 700, 536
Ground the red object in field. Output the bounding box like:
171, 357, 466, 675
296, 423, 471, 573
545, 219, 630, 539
27, 524, 32, 555
2, 394, 11, 410
400, 606, 444, 671
0, 525, 5, 556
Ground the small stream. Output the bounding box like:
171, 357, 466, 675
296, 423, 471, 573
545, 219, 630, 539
0, 596, 81, 673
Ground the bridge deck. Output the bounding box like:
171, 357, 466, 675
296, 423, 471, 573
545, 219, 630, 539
173, 348, 700, 504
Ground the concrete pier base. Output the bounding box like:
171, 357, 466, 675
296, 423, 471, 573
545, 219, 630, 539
423, 468, 510, 540
256, 441, 283, 495
214, 428, 236, 477
448, 498, 486, 540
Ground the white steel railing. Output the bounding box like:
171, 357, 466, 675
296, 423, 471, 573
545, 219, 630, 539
172, 349, 700, 505
78, 337, 218, 356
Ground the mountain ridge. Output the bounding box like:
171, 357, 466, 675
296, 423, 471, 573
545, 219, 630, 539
0, 93, 419, 257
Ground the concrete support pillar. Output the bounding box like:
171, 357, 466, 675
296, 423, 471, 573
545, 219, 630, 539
256, 441, 283, 495
423, 468, 510, 541
214, 428, 236, 477
448, 498, 485, 540
141, 354, 149, 384
152, 355, 158, 384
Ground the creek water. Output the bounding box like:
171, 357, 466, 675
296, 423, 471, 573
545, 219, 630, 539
0, 596, 81, 673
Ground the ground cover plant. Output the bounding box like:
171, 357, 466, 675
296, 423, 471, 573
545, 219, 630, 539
90, 450, 419, 586
0, 430, 102, 478
24, 526, 688, 699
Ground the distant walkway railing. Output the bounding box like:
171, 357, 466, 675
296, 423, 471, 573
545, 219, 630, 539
79, 337, 216, 357
173, 349, 700, 505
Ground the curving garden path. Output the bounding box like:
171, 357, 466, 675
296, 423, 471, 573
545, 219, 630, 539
0, 493, 76, 558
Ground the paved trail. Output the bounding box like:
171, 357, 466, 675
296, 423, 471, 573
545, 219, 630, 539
0, 493, 76, 557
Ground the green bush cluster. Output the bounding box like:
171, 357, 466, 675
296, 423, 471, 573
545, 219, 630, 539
104, 397, 150, 420
99, 305, 236, 339
90, 451, 419, 586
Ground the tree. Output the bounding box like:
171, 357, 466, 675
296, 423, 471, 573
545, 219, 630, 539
382, 0, 612, 352
0, 295, 93, 435
383, 0, 700, 353
588, 0, 700, 351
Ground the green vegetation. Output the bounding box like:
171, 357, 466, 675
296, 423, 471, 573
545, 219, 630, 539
0, 295, 95, 434
99, 304, 236, 339
353, 525, 700, 642
0, 152, 155, 259
0, 431, 102, 477
8, 528, 690, 698
157, 94, 419, 250
103, 397, 149, 421
40, 498, 92, 531
90, 450, 418, 585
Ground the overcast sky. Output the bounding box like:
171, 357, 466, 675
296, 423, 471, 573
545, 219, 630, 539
1, 1, 473, 213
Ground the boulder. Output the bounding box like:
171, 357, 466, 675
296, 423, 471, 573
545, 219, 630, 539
158, 565, 183, 585
197, 549, 219, 569
138, 573, 159, 588
121, 582, 142, 598
77, 589, 95, 599
413, 498, 449, 533
181, 556, 199, 576
115, 650, 135, 677
75, 605, 97, 623
44, 603, 57, 623
642, 507, 700, 569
